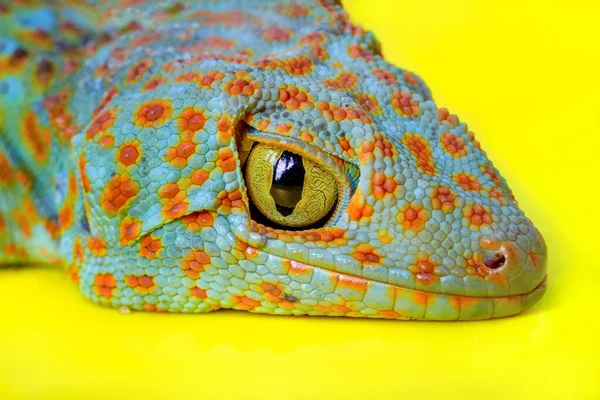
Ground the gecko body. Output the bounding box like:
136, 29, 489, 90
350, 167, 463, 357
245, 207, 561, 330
0, 0, 547, 320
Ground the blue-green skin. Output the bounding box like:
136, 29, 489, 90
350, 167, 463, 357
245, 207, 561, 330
0, 0, 547, 320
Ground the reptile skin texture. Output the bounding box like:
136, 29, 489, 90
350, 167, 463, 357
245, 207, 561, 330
0, 0, 547, 320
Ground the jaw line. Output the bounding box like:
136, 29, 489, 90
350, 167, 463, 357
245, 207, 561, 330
286, 254, 547, 319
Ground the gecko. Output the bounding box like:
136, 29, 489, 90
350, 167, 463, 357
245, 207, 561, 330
0, 0, 547, 320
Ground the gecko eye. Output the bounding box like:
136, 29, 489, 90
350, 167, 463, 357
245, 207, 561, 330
244, 143, 338, 229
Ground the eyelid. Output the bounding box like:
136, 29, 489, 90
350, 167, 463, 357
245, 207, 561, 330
243, 127, 359, 227
245, 127, 347, 182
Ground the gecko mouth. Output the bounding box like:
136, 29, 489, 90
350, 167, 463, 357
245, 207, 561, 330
314, 258, 547, 320
253, 244, 547, 320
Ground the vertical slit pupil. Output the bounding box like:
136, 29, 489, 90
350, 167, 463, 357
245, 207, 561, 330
270, 151, 305, 216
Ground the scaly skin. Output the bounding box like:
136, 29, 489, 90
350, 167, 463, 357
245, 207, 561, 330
0, 0, 547, 320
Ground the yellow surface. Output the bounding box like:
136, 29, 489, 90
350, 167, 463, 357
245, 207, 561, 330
1, 1, 599, 399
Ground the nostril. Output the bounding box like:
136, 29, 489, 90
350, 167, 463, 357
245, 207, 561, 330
483, 252, 506, 269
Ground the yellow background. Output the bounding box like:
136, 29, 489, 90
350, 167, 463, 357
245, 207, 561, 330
1, 1, 599, 398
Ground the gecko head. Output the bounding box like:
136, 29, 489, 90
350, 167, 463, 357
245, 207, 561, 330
76, 33, 545, 320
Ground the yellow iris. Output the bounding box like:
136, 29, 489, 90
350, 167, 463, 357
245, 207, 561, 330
245, 143, 338, 228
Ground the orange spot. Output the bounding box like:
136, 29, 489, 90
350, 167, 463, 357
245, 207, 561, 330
489, 188, 507, 204
391, 90, 421, 118
289, 260, 311, 275
66, 263, 79, 284
98, 135, 114, 148
234, 295, 261, 310
279, 86, 313, 110
191, 169, 210, 186
43, 89, 79, 139
402, 133, 436, 175
467, 131, 482, 150
480, 237, 501, 251
300, 32, 326, 44
440, 132, 467, 158
179, 107, 206, 132
58, 204, 73, 233
464, 203, 494, 228
86, 109, 116, 139
118, 143, 140, 166
337, 274, 368, 292
93, 87, 119, 116
217, 189, 244, 209
380, 310, 402, 318
359, 133, 395, 162
262, 26, 292, 41
94, 273, 117, 298
22, 112, 50, 163
181, 250, 211, 279
175, 71, 199, 82
165, 136, 197, 168
356, 93, 382, 114
323, 72, 357, 91
348, 44, 375, 61
140, 234, 162, 259
191, 287, 207, 299
372, 172, 397, 199
412, 258, 438, 286
397, 203, 429, 232
101, 174, 139, 214
198, 70, 225, 87
142, 76, 166, 91
159, 182, 180, 199
125, 58, 152, 84
216, 148, 236, 172
402, 71, 419, 86
372, 68, 397, 84
276, 123, 291, 133
119, 217, 141, 246
453, 173, 481, 191
347, 189, 374, 221
224, 73, 259, 96
331, 304, 352, 314
126, 274, 155, 294
437, 108, 459, 126
78, 155, 90, 192
163, 191, 189, 219
318, 101, 372, 124
282, 55, 313, 75
313, 305, 332, 313
261, 282, 283, 297
182, 211, 214, 230
482, 165, 502, 186
131, 32, 163, 47
353, 244, 380, 264
217, 117, 230, 132
431, 186, 457, 213
0, 155, 13, 184
134, 99, 173, 127
278, 2, 310, 17
87, 236, 107, 257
